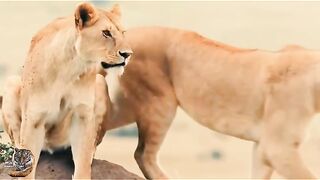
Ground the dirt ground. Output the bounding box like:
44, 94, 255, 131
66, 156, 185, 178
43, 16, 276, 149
1, 1, 320, 179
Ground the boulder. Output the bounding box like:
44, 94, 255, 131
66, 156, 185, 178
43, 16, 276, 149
0, 148, 143, 179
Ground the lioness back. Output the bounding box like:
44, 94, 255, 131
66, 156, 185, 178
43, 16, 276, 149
116, 26, 320, 141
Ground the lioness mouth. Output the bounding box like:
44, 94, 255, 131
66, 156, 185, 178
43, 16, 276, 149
101, 61, 125, 69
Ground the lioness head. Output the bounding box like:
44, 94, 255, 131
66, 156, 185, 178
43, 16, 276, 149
74, 3, 132, 70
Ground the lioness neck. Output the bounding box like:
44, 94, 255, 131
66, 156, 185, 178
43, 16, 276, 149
22, 17, 89, 91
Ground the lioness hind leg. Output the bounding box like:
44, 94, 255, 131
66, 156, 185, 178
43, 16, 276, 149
134, 98, 177, 179
252, 143, 273, 179
1, 76, 22, 146
264, 143, 315, 179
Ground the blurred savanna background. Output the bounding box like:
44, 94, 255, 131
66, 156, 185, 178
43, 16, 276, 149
1, 1, 320, 178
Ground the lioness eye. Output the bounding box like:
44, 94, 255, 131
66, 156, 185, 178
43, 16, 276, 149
102, 30, 112, 38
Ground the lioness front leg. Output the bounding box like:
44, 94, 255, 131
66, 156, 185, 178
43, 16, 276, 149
68, 74, 108, 179
70, 105, 95, 179
134, 97, 177, 179
94, 74, 110, 146
1, 76, 22, 146
19, 110, 46, 179
251, 143, 273, 179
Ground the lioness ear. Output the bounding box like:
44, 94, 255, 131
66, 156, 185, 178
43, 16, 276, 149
110, 4, 121, 19
75, 2, 98, 30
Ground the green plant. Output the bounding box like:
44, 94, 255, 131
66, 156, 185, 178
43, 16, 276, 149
0, 143, 14, 163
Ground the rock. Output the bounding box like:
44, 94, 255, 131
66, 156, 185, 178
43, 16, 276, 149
211, 149, 223, 160
0, 148, 143, 179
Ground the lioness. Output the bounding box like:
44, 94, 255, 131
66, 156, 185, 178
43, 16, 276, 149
1, 3, 131, 179
105, 27, 320, 179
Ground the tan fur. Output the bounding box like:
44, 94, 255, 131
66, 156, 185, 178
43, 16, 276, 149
106, 27, 320, 179
1, 3, 131, 179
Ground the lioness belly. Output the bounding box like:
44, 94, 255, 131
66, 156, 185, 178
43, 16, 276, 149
197, 113, 261, 141
175, 84, 264, 141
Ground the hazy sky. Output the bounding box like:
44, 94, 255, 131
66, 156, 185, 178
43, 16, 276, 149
2, 1, 320, 91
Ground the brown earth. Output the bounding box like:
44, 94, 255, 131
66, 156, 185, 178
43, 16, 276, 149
0, 148, 143, 179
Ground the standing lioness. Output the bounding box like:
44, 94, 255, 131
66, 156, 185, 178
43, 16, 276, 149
106, 27, 320, 179
1, 3, 132, 179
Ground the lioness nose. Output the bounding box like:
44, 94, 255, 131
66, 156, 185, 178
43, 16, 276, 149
119, 50, 133, 60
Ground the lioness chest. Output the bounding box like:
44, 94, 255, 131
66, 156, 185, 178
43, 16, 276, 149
37, 78, 96, 151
